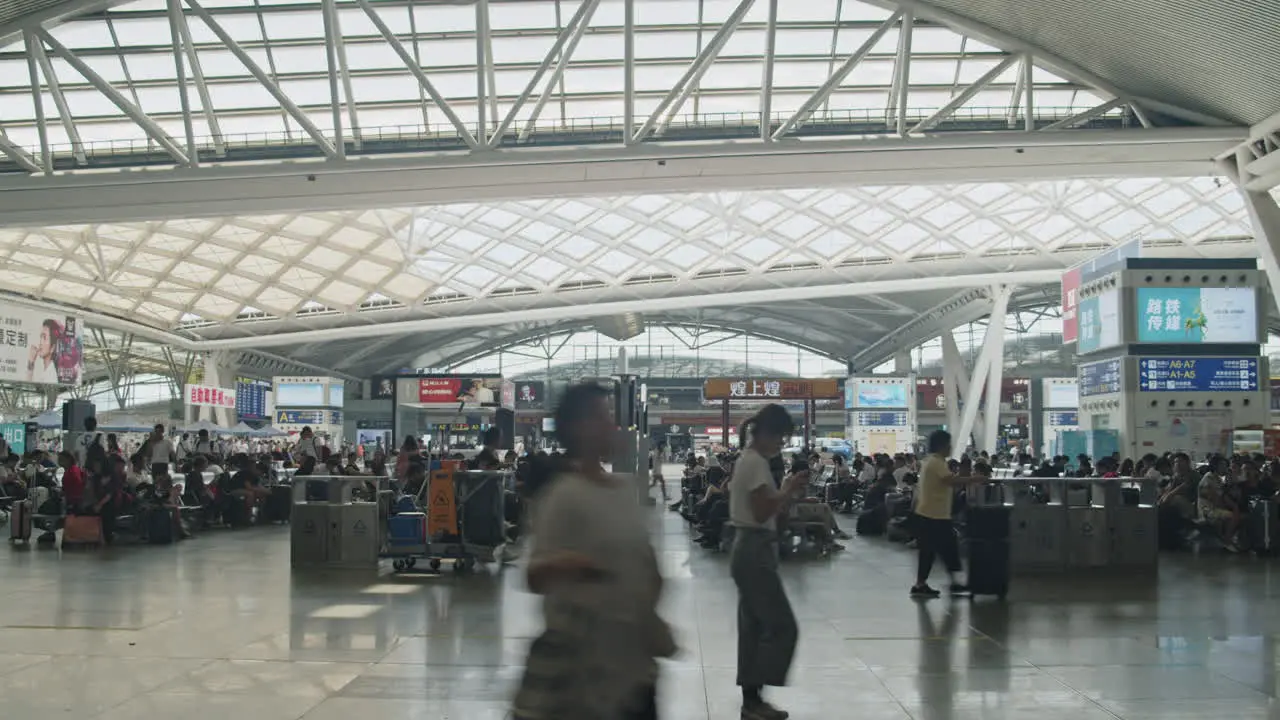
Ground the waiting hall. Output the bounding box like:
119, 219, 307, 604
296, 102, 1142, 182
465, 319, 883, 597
2, 0, 1280, 718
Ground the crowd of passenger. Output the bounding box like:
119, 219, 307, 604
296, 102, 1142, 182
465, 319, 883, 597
0, 418, 399, 546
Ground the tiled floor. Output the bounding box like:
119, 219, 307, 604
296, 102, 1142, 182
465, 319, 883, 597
4, 476, 1280, 719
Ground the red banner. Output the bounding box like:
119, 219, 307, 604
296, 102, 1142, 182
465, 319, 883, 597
1061, 267, 1081, 343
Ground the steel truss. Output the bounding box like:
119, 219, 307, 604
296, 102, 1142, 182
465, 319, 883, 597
0, 0, 1233, 181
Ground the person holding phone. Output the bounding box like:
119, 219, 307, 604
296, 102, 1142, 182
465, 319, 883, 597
728, 404, 808, 720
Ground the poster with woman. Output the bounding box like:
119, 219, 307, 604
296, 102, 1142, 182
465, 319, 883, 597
0, 303, 83, 386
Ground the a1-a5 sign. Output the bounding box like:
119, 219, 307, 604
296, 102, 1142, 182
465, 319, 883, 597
187, 383, 237, 409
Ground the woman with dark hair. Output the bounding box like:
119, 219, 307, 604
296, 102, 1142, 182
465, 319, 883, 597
395, 435, 418, 481
727, 404, 810, 720
26, 319, 62, 384
514, 383, 673, 720
911, 430, 984, 598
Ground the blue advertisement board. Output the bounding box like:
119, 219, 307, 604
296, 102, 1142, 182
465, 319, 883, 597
1135, 287, 1257, 343
1079, 358, 1122, 397
1137, 357, 1259, 392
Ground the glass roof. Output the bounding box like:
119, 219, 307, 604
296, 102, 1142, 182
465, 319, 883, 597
0, 0, 1119, 158
0, 176, 1254, 336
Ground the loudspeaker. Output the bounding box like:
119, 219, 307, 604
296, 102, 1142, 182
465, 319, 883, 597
61, 400, 94, 431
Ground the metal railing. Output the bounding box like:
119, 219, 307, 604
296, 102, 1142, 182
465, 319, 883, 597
3, 104, 1134, 173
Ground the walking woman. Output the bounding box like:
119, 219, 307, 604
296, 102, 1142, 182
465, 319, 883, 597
910, 430, 983, 598
729, 404, 809, 720
513, 383, 675, 720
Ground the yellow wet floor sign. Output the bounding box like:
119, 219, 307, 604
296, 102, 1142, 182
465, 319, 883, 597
428, 468, 457, 536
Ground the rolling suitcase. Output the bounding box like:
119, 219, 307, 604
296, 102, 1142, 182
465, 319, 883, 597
147, 507, 175, 544
1250, 499, 1278, 555
9, 499, 32, 543
264, 485, 292, 523
967, 538, 1009, 600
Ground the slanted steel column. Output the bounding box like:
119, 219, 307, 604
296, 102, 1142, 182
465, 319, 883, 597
954, 287, 1012, 455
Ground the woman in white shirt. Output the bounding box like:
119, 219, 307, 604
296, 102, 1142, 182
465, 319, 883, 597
727, 404, 809, 720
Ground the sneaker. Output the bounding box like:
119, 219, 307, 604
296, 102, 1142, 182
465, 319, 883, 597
910, 584, 941, 598
1224, 542, 1240, 554
950, 584, 972, 597
828, 542, 846, 552
834, 530, 852, 540
742, 701, 790, 720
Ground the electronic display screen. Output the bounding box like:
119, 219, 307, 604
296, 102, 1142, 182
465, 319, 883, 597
1136, 287, 1257, 343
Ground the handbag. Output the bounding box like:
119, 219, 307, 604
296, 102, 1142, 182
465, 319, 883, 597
63, 514, 104, 546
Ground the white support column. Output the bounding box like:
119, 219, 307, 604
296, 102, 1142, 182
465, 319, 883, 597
202, 350, 238, 427
893, 351, 911, 374
954, 287, 1011, 455
1218, 153, 1280, 312
1239, 187, 1280, 308
981, 290, 1011, 452
939, 329, 963, 438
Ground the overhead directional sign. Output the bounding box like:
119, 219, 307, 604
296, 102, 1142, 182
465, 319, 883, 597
1138, 357, 1259, 392
276, 409, 325, 425
1079, 358, 1122, 397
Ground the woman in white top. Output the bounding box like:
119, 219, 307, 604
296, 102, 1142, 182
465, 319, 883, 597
513, 383, 673, 720
727, 404, 809, 720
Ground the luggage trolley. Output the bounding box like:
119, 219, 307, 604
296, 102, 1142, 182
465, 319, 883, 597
386, 465, 510, 574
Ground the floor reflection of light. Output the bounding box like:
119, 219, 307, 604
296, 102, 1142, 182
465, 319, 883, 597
309, 604, 382, 619
361, 584, 422, 595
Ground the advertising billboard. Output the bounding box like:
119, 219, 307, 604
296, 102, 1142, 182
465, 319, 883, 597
0, 302, 83, 386
850, 380, 909, 408
514, 380, 546, 410
1135, 287, 1257, 344
371, 376, 395, 399
1042, 379, 1079, 408
408, 376, 505, 407
274, 381, 325, 407
1077, 288, 1121, 354
1061, 267, 1081, 343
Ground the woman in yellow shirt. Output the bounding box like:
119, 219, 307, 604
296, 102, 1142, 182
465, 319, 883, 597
911, 430, 984, 598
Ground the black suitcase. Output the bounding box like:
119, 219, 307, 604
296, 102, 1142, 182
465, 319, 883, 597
966, 506, 1011, 541
147, 507, 175, 544
223, 495, 251, 527
1249, 499, 1279, 555
264, 486, 292, 523
966, 538, 1009, 600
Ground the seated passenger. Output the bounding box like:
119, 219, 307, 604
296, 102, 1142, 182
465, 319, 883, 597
58, 451, 87, 512
1198, 456, 1241, 552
